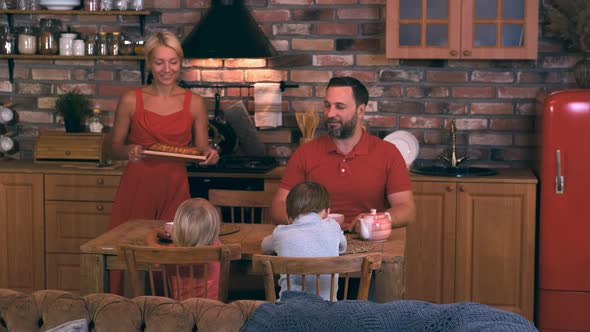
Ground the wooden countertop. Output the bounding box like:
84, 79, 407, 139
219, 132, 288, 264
0, 160, 536, 183
0, 160, 284, 179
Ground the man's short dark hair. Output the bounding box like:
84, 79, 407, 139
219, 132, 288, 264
286, 181, 331, 220
327, 76, 369, 107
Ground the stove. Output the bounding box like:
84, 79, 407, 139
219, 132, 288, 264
186, 156, 278, 173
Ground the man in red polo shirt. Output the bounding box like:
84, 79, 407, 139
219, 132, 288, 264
271, 77, 416, 231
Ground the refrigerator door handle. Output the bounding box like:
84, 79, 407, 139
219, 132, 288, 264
555, 150, 564, 194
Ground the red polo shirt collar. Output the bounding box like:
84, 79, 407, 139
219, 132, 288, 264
325, 130, 370, 158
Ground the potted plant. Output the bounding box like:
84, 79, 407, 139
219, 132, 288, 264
55, 88, 91, 133
544, 0, 590, 88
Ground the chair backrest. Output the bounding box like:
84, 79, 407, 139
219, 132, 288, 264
208, 189, 275, 224
251, 253, 382, 302
119, 243, 241, 302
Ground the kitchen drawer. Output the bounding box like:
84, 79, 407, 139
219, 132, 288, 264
45, 174, 120, 201
46, 253, 81, 294
45, 201, 112, 253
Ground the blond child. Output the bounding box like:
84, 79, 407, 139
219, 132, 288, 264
166, 198, 222, 301
261, 181, 347, 301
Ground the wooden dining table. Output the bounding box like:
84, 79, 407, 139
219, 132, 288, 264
80, 219, 406, 303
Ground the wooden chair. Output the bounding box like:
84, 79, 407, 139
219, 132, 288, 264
251, 253, 383, 302
118, 243, 241, 302
208, 189, 275, 224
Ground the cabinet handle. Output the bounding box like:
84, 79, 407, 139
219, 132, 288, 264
555, 150, 564, 194
463, 50, 472, 56
450, 50, 458, 56
96, 178, 104, 185
96, 204, 104, 211
446, 186, 454, 192
459, 186, 465, 192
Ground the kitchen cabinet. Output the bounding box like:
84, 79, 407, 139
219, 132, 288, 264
44, 174, 119, 294
0, 173, 44, 292
0, 9, 152, 83
406, 172, 536, 321
385, 0, 538, 59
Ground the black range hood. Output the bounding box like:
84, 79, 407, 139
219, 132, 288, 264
181, 0, 278, 59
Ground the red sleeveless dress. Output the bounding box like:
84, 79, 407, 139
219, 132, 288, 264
108, 88, 194, 294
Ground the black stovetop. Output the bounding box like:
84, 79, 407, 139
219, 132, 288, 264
186, 156, 278, 173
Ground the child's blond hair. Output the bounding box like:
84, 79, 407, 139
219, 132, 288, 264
172, 198, 220, 247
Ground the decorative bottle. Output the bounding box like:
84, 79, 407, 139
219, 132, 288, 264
88, 108, 104, 133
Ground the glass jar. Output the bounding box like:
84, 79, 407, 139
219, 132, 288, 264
38, 19, 60, 55
85, 34, 96, 55
88, 108, 104, 133
0, 26, 16, 55
18, 26, 37, 55
133, 39, 144, 55
131, 0, 142, 10
84, 0, 99, 11
108, 31, 120, 56
115, 0, 127, 10
119, 33, 134, 55
100, 0, 112, 10
97, 32, 108, 56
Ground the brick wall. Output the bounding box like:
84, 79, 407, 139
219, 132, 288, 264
0, 0, 580, 168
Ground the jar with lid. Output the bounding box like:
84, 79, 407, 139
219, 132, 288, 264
18, 26, 37, 55
133, 38, 144, 55
0, 26, 16, 55
38, 19, 60, 55
97, 32, 108, 56
85, 34, 96, 55
119, 33, 134, 55
88, 108, 104, 133
108, 31, 120, 56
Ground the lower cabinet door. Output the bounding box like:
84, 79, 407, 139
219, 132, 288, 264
46, 253, 82, 294
405, 181, 456, 303
0, 173, 45, 292
455, 182, 536, 321
45, 201, 113, 253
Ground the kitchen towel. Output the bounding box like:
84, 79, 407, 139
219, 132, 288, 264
254, 82, 282, 129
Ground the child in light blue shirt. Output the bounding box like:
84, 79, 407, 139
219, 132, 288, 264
261, 181, 347, 301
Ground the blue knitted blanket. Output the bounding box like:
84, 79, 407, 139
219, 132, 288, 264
241, 292, 537, 332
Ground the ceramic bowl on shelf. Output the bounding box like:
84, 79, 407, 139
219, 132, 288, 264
40, 0, 80, 10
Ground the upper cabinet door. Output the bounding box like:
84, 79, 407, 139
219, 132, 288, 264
387, 0, 462, 59
386, 0, 538, 59
461, 0, 537, 59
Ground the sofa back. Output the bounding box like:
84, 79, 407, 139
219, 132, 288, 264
0, 289, 265, 331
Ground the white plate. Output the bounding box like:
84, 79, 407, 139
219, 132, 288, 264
383, 130, 419, 168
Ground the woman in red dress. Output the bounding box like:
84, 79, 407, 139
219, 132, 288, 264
108, 31, 219, 295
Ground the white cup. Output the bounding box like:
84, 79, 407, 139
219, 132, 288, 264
73, 39, 85, 56
328, 213, 345, 227
164, 222, 174, 235
59, 37, 73, 55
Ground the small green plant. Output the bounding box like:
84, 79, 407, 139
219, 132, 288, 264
55, 88, 91, 120
544, 0, 590, 51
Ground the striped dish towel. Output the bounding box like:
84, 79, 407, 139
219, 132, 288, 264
254, 82, 282, 128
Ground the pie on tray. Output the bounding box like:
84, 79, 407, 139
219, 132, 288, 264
143, 143, 207, 161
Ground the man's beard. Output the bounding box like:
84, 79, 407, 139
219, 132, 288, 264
325, 111, 358, 139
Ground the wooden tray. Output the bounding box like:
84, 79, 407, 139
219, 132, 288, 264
142, 149, 207, 161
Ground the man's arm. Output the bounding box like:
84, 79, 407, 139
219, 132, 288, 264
385, 190, 416, 228
270, 188, 290, 225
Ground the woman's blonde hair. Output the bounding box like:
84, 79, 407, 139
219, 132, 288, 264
172, 198, 220, 247
144, 30, 184, 63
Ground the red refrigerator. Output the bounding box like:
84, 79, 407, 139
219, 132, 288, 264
536, 89, 590, 331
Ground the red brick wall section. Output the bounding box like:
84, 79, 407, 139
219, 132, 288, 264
0, 0, 579, 168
